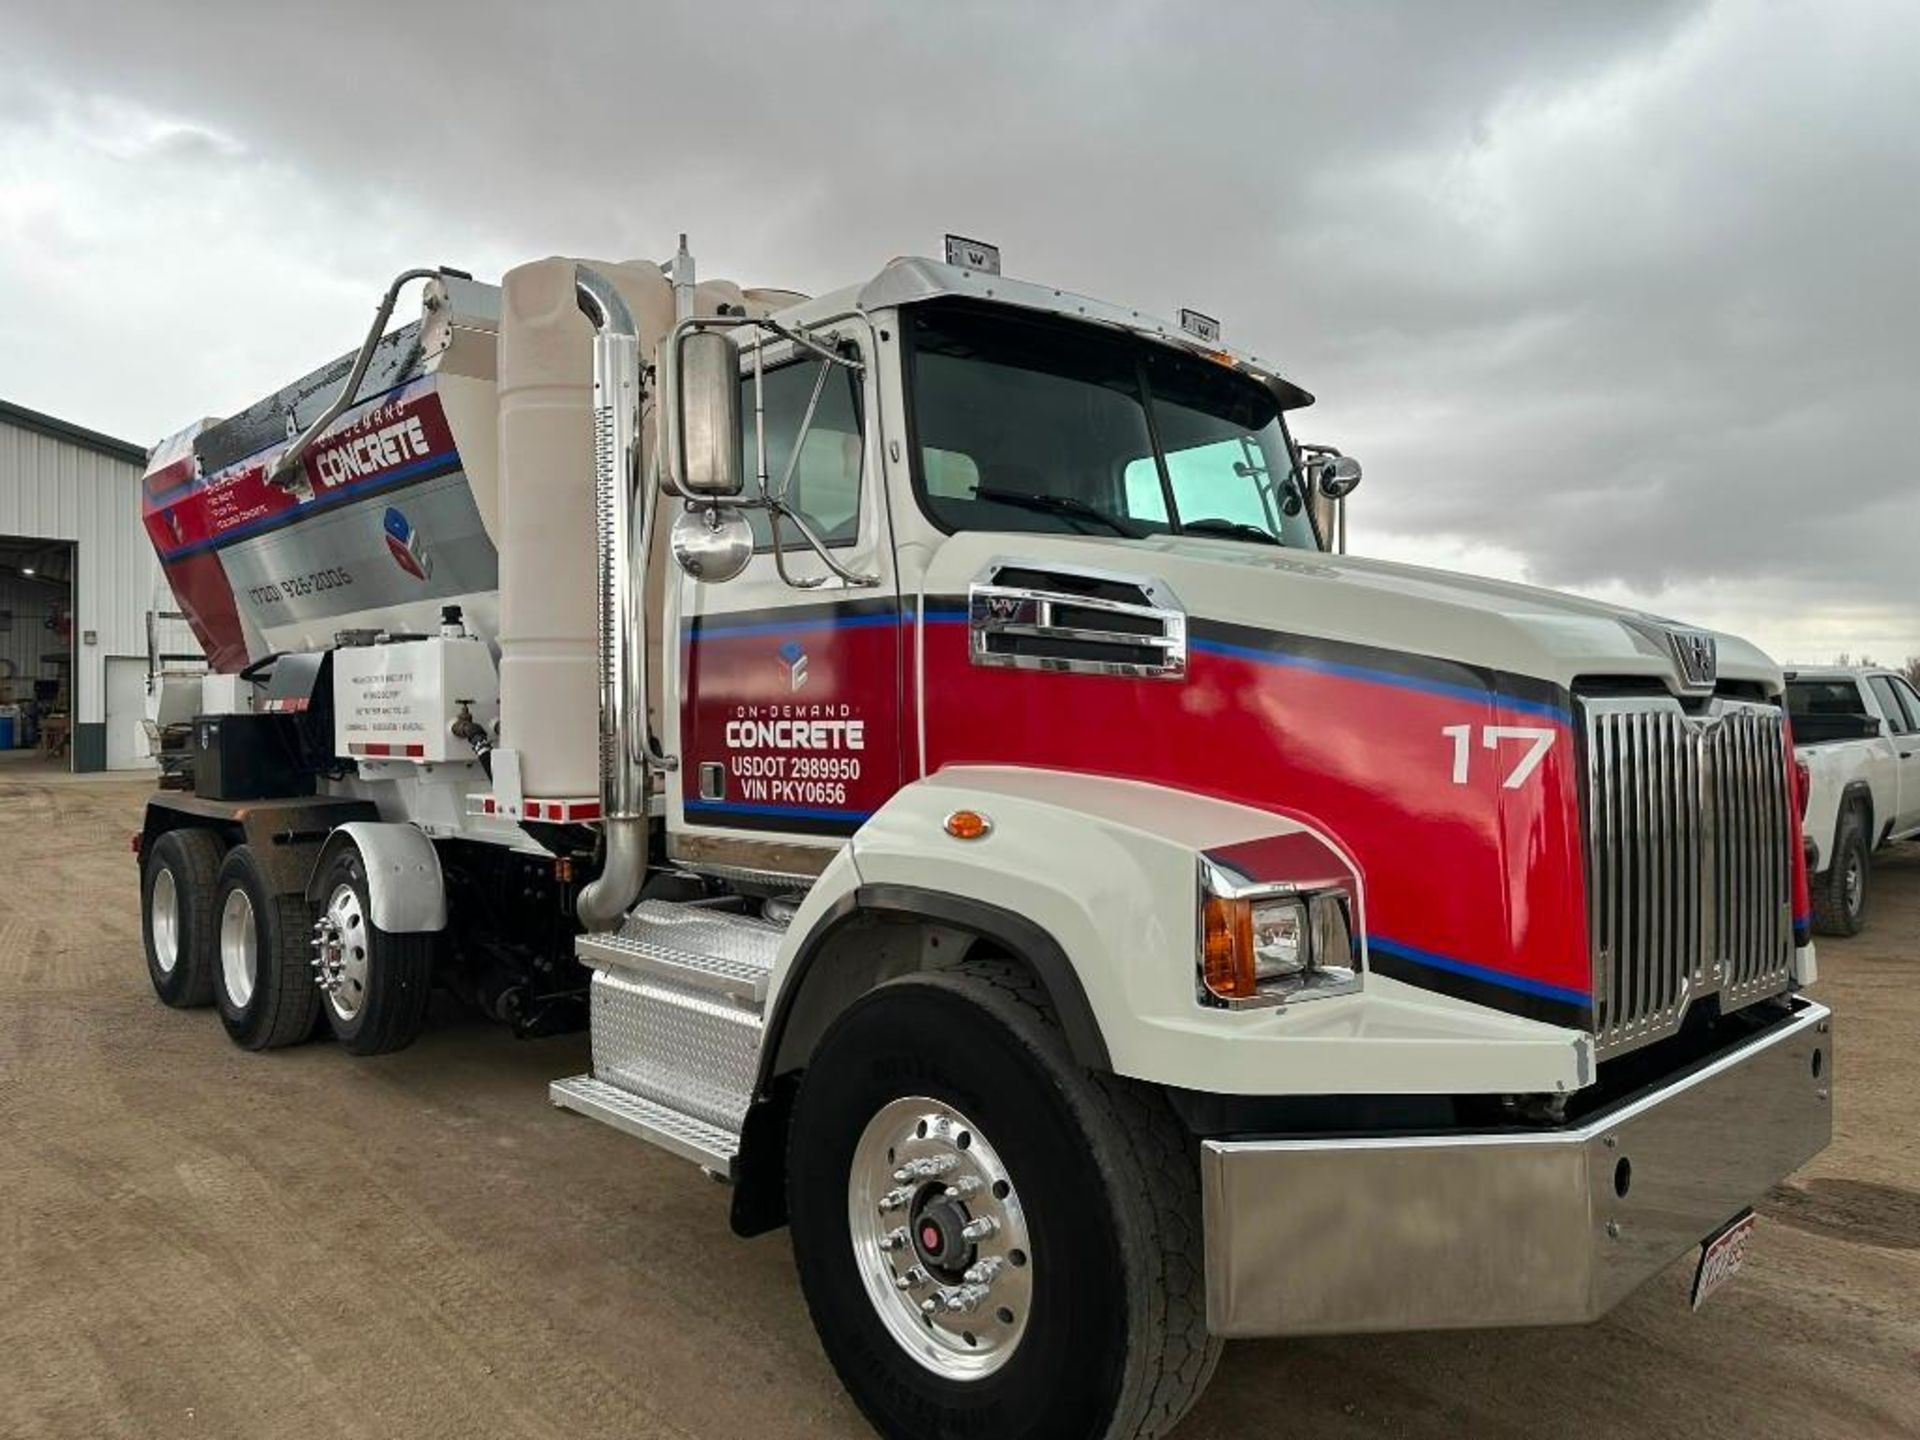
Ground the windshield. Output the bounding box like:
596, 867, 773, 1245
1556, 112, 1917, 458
905, 300, 1320, 549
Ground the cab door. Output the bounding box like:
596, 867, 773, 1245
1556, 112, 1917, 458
1869, 673, 1920, 834
666, 324, 904, 862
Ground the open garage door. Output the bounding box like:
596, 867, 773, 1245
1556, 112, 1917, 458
0, 536, 76, 774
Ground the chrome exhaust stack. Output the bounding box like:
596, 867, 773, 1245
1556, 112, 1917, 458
574, 265, 649, 933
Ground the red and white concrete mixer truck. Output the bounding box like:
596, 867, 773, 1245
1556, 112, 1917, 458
134, 236, 1831, 1439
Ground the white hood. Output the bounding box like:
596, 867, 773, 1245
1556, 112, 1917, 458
941, 533, 1780, 697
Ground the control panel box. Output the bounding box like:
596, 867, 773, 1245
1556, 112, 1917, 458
332, 636, 498, 764
192, 714, 312, 800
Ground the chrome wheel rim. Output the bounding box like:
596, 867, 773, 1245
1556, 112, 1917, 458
313, 883, 369, 1022
847, 1096, 1033, 1380
151, 867, 181, 975
1845, 852, 1864, 913
219, 887, 257, 1008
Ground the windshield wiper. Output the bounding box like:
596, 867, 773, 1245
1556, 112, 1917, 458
970, 486, 1142, 538
1180, 518, 1282, 546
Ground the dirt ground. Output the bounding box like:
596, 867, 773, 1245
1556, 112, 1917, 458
1, 762, 1915, 1440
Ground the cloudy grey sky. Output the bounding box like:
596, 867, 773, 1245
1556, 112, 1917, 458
1, 0, 1915, 663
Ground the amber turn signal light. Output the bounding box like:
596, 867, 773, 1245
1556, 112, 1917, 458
943, 809, 992, 841
1202, 896, 1258, 1001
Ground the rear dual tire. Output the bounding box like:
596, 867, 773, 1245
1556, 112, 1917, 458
142, 828, 224, 1008
311, 846, 433, 1056
212, 845, 322, 1051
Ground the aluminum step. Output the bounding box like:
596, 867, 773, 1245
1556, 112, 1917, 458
575, 900, 783, 1004
550, 1074, 739, 1175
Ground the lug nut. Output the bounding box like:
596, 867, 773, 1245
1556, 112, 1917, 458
879, 1227, 909, 1252
941, 1284, 990, 1314
878, 1187, 914, 1214
894, 1265, 930, 1291
962, 1256, 1005, 1286
959, 1216, 999, 1242
892, 1155, 959, 1183
943, 1177, 982, 1200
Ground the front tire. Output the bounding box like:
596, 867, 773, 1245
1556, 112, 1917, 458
311, 844, 434, 1056
787, 961, 1220, 1440
1813, 807, 1870, 936
142, 828, 224, 1008
212, 845, 322, 1050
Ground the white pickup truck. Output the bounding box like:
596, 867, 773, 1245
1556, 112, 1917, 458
1785, 665, 1920, 933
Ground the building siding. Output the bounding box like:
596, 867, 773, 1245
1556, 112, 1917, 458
0, 414, 161, 767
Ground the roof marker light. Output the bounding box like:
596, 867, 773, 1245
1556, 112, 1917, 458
1179, 308, 1222, 344
943, 234, 1001, 275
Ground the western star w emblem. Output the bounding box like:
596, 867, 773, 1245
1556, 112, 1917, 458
1667, 628, 1717, 691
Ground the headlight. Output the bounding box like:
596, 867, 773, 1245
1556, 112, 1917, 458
1249, 899, 1308, 981
1200, 870, 1360, 1009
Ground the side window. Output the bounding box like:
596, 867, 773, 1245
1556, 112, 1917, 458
1868, 676, 1914, 734
738, 354, 864, 549
1890, 677, 1920, 731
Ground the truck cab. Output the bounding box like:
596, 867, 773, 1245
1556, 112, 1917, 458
1786, 664, 1920, 932
135, 242, 1833, 1440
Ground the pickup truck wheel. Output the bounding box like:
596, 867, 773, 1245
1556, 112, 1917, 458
212, 845, 322, 1050
311, 846, 433, 1056
142, 828, 224, 1008
787, 960, 1220, 1440
1813, 809, 1870, 936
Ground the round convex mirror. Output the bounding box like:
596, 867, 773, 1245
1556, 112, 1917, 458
671, 505, 754, 583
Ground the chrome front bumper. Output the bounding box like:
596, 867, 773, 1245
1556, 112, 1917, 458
1200, 1000, 1832, 1337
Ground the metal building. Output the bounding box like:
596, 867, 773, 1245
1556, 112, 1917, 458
0, 400, 177, 772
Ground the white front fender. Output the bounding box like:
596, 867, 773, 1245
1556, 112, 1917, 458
778, 767, 1589, 1098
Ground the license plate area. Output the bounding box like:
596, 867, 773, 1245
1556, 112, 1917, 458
1690, 1208, 1758, 1311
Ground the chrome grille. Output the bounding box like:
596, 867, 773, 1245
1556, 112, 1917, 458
1584, 699, 1794, 1058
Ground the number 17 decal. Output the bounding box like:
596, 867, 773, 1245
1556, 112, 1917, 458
1442, 724, 1557, 788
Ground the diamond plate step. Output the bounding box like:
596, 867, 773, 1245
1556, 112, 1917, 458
575, 900, 783, 1004
550, 1074, 739, 1174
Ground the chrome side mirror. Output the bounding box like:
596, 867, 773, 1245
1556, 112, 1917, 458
671, 329, 744, 498
1316, 454, 1362, 498
1307, 489, 1338, 549
670, 505, 754, 583
1297, 444, 1358, 553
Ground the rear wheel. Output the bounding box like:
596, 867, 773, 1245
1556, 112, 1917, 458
1814, 807, 1870, 936
787, 960, 1220, 1440
312, 844, 434, 1056
213, 845, 322, 1050
141, 828, 223, 1008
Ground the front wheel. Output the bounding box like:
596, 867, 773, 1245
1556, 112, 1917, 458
787, 961, 1220, 1440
